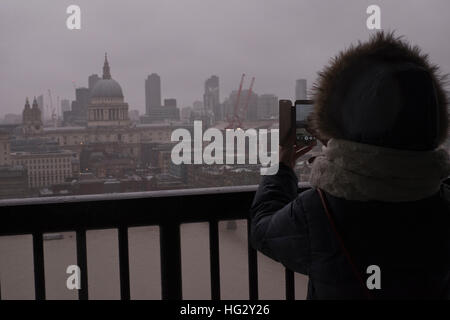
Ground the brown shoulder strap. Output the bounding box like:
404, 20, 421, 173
317, 188, 372, 300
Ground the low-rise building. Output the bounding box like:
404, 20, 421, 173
0, 166, 29, 199
11, 150, 79, 188
0, 130, 11, 166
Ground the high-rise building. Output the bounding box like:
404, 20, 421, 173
145, 73, 162, 114
73, 88, 90, 117
203, 75, 221, 120
60, 99, 71, 114
244, 89, 259, 121
164, 99, 177, 108
295, 79, 307, 100
142, 74, 180, 123
257, 94, 278, 120
63, 87, 90, 126
89, 74, 101, 91
63, 74, 100, 126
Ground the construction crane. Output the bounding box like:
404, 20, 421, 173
237, 76, 255, 129
226, 74, 255, 130
224, 74, 255, 231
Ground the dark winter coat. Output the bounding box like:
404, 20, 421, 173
250, 163, 450, 299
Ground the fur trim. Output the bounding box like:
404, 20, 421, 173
309, 138, 450, 202
309, 31, 449, 147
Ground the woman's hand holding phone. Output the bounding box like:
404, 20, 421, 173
279, 143, 316, 169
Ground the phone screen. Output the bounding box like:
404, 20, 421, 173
295, 101, 316, 146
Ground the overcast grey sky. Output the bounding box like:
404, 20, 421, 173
1, 0, 449, 117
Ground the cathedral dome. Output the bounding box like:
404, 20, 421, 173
91, 79, 123, 98
90, 53, 124, 99
87, 53, 130, 128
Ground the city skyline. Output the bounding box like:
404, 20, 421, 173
1, 0, 450, 118
3, 56, 287, 124
1, 1, 450, 303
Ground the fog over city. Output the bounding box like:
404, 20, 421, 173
1, 0, 449, 117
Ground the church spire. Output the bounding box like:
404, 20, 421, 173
103, 52, 111, 79
25, 97, 30, 109
32, 96, 38, 108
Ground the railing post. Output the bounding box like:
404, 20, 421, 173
160, 223, 182, 300
32, 232, 46, 300
118, 225, 131, 300
285, 269, 295, 300
76, 229, 89, 300
247, 219, 258, 300
209, 220, 220, 300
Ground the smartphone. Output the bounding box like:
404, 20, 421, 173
279, 99, 316, 146
279, 99, 294, 147
295, 100, 316, 146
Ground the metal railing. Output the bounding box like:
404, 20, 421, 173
0, 185, 310, 300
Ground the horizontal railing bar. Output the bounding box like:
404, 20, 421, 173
0, 183, 312, 208
0, 186, 257, 208
0, 193, 251, 236
0, 186, 311, 237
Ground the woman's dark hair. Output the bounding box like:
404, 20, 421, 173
310, 31, 449, 151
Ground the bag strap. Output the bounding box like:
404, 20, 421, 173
317, 188, 372, 300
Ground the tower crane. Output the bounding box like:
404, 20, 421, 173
224, 74, 255, 231
237, 76, 255, 129
226, 74, 256, 130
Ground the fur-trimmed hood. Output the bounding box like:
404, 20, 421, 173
309, 31, 449, 151
309, 138, 450, 202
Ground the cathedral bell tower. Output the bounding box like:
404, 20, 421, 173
22, 97, 43, 135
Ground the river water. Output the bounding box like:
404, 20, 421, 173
0, 220, 308, 300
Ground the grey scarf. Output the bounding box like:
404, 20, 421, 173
309, 138, 450, 202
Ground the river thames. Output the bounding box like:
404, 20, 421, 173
0, 220, 309, 300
